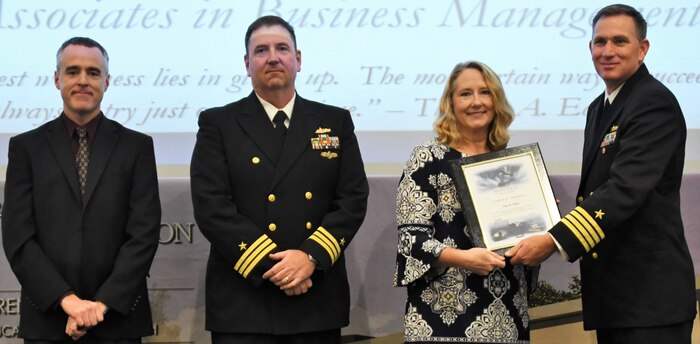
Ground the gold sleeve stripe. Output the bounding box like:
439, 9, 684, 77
234, 235, 276, 277
311, 233, 338, 263
310, 233, 339, 263
234, 235, 268, 271
561, 217, 591, 252
563, 214, 595, 248
310, 231, 339, 264
316, 226, 341, 254
241, 240, 276, 278
570, 211, 601, 244
573, 207, 605, 239
237, 238, 274, 277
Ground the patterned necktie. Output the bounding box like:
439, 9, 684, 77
273, 110, 288, 136
75, 127, 89, 198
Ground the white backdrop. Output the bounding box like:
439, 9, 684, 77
1, 0, 699, 169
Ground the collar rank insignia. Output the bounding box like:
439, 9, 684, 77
315, 127, 331, 134
320, 151, 339, 159
311, 133, 340, 150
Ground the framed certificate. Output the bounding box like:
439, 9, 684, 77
449, 143, 560, 252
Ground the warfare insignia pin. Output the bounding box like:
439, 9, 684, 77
315, 127, 331, 134
320, 151, 339, 159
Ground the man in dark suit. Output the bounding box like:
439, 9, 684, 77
506, 4, 695, 343
190, 16, 368, 344
1, 37, 161, 342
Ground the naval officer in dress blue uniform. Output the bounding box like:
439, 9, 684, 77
190, 15, 369, 344
506, 4, 695, 343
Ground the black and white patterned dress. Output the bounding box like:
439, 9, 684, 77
395, 139, 537, 343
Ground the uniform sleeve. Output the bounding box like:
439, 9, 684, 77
550, 87, 685, 261
1, 137, 72, 311
190, 111, 279, 287
394, 144, 449, 286
299, 111, 369, 271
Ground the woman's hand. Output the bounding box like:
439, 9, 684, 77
439, 247, 505, 276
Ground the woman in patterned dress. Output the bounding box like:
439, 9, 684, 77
395, 61, 538, 343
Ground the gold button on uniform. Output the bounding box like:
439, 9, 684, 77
305, 192, 313, 200
306, 222, 312, 230
602, 147, 606, 154
590, 191, 594, 196
592, 252, 598, 259
268, 223, 277, 231
577, 196, 583, 203
252, 157, 261, 164
268, 194, 276, 202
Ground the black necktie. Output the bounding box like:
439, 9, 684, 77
594, 99, 611, 134
75, 127, 89, 198
273, 110, 288, 136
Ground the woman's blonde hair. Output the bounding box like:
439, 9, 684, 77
435, 61, 514, 151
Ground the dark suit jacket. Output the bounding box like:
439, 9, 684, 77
550, 64, 695, 329
190, 92, 369, 334
1, 115, 161, 339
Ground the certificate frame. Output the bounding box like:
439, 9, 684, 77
449, 143, 560, 252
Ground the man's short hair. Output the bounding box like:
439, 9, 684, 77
56, 36, 110, 72
592, 4, 647, 41
244, 15, 297, 55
